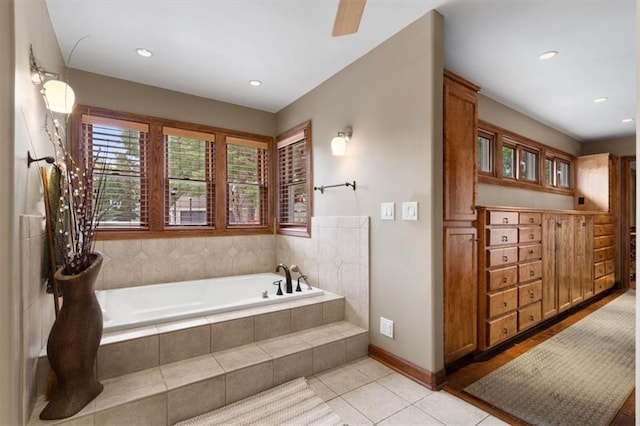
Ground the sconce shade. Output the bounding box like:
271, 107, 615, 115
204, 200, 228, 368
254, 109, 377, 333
331, 136, 347, 156
43, 80, 75, 114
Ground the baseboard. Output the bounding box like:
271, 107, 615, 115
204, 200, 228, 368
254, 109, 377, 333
368, 344, 446, 390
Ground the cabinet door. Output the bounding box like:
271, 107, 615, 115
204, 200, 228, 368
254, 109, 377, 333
556, 216, 574, 312
574, 215, 594, 301
542, 215, 557, 319
444, 227, 477, 363
443, 76, 477, 222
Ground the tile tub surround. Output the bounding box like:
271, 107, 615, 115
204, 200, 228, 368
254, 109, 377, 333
276, 216, 370, 329
93, 234, 276, 290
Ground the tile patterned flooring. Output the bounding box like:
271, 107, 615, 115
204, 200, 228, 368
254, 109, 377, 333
308, 357, 508, 426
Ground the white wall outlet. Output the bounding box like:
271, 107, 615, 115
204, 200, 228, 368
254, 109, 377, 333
381, 202, 395, 220
402, 201, 418, 221
380, 317, 394, 339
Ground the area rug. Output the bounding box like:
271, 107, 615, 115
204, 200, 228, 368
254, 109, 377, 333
174, 377, 343, 426
466, 290, 635, 426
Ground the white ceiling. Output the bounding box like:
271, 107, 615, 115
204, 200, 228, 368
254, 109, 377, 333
45, 0, 636, 142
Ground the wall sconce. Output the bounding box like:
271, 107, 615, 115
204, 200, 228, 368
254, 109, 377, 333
30, 45, 76, 114
331, 126, 352, 156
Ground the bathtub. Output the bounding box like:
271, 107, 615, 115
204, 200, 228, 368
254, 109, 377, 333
96, 272, 323, 333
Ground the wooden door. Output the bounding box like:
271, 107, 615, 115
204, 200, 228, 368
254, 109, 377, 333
556, 216, 573, 312
541, 215, 557, 319
443, 72, 478, 222
444, 227, 477, 363
575, 215, 594, 300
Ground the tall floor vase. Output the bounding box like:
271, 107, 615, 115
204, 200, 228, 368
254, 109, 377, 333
40, 252, 104, 420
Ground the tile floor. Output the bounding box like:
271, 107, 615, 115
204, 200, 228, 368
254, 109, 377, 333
308, 357, 508, 426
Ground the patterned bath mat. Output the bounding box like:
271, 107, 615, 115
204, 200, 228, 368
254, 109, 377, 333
175, 377, 343, 426
466, 290, 635, 426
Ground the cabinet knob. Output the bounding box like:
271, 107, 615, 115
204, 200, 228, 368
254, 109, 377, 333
529, 217, 534, 223
529, 270, 535, 276
529, 249, 534, 254
503, 301, 508, 307
502, 255, 508, 262
529, 290, 535, 298
503, 217, 509, 224
502, 277, 508, 283
529, 234, 534, 240
502, 327, 508, 334
501, 235, 509, 242
529, 315, 534, 321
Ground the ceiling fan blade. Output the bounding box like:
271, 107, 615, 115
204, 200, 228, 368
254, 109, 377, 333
332, 0, 367, 37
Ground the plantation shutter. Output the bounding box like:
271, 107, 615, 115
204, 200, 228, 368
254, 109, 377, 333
163, 127, 215, 227
277, 130, 308, 226
226, 136, 269, 227
81, 114, 149, 229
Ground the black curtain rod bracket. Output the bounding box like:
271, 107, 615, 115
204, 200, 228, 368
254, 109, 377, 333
313, 181, 356, 194
27, 151, 55, 168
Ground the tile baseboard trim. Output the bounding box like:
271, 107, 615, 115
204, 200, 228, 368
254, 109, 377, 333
368, 344, 446, 390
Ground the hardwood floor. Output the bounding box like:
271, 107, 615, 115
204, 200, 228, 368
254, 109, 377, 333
444, 289, 635, 426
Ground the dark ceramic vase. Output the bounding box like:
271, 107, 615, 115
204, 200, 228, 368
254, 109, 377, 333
40, 252, 104, 420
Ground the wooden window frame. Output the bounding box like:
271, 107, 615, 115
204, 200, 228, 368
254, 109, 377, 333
478, 120, 575, 195
71, 105, 274, 240
276, 121, 313, 238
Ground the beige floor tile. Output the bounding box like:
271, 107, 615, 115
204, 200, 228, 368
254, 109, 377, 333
213, 343, 270, 372
160, 354, 224, 390
28, 398, 95, 426
94, 394, 167, 426
312, 340, 346, 373
306, 377, 337, 402
377, 405, 444, 425
477, 414, 511, 425
295, 325, 337, 346
415, 391, 490, 426
326, 397, 373, 426
256, 334, 311, 358
377, 371, 432, 403
341, 381, 409, 423
346, 333, 369, 361
167, 375, 225, 425
94, 368, 166, 412
351, 357, 392, 380
316, 365, 373, 395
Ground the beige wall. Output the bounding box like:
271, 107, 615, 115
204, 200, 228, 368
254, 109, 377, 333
581, 136, 636, 157
276, 12, 444, 372
477, 94, 581, 210
1, 1, 16, 423
68, 69, 276, 137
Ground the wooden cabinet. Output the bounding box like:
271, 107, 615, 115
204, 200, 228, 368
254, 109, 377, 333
573, 215, 594, 302
575, 153, 618, 215
443, 70, 479, 222
443, 71, 480, 364
593, 215, 616, 294
477, 207, 542, 350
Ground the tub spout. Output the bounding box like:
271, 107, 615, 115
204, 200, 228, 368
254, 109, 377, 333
275, 263, 293, 293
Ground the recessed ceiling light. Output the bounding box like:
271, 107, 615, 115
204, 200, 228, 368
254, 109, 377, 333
538, 51, 558, 60
593, 97, 608, 103
136, 48, 153, 58
622, 118, 634, 123
249, 80, 262, 87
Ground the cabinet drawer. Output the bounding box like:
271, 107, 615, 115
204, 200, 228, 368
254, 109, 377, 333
487, 266, 519, 291
594, 276, 607, 294
605, 273, 615, 288
605, 259, 615, 275
487, 228, 518, 246
518, 280, 542, 306
594, 248, 608, 263
518, 260, 542, 282
594, 224, 615, 236
518, 227, 542, 243
487, 312, 517, 347
519, 244, 542, 262
487, 247, 518, 267
594, 261, 606, 279
594, 235, 614, 249
487, 288, 518, 318
488, 211, 519, 226
519, 212, 542, 225
518, 301, 542, 331
594, 215, 614, 224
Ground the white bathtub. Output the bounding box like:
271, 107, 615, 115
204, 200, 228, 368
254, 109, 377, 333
96, 272, 323, 333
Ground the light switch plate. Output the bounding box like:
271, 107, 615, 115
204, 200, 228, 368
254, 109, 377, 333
402, 201, 418, 220
381, 202, 395, 220
380, 317, 394, 339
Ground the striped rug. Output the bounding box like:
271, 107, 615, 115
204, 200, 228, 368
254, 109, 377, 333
466, 290, 635, 426
175, 377, 343, 426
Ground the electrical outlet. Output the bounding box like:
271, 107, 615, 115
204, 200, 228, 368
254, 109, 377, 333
380, 317, 394, 339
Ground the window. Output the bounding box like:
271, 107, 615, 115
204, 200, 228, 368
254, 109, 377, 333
276, 121, 312, 237
164, 127, 215, 227
226, 137, 269, 227
477, 131, 493, 175
73, 106, 273, 238
81, 115, 149, 229
478, 120, 574, 194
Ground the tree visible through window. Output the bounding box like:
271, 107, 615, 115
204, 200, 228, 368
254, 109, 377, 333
226, 137, 268, 226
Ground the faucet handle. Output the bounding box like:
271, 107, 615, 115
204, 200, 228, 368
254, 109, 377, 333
273, 280, 283, 296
